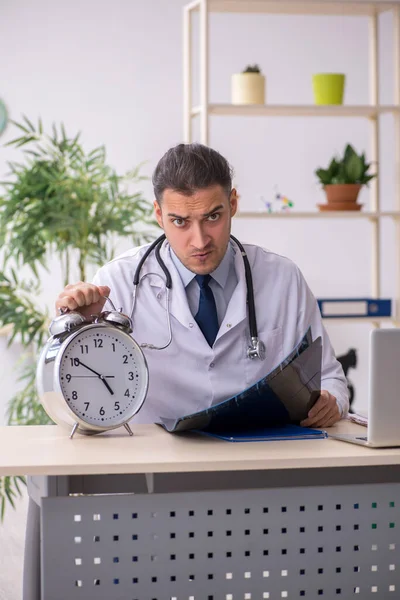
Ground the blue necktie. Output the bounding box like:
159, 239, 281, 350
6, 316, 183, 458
195, 274, 219, 347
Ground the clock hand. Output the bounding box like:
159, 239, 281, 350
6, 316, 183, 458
69, 375, 115, 378
76, 360, 103, 377
77, 360, 114, 395
99, 375, 114, 395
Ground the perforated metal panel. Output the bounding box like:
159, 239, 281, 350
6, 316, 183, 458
41, 483, 400, 600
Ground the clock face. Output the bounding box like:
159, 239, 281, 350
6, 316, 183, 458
56, 325, 148, 427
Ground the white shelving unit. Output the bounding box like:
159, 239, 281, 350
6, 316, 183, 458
182, 0, 400, 324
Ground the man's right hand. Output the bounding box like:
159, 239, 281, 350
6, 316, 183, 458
55, 283, 111, 320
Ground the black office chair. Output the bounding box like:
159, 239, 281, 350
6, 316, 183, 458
336, 348, 357, 412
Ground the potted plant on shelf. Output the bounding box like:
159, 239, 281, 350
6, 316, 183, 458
315, 144, 376, 211
231, 64, 265, 105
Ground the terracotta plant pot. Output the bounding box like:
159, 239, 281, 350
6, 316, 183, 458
318, 202, 362, 212
324, 183, 362, 204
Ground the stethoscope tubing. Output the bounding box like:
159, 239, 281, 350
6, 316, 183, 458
133, 234, 258, 341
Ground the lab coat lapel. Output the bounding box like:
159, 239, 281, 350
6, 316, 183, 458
146, 241, 193, 329
219, 243, 247, 334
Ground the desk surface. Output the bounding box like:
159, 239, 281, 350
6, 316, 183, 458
1, 421, 400, 476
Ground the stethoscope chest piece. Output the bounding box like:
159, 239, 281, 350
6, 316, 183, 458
247, 337, 266, 360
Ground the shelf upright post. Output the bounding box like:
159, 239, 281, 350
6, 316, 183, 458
199, 0, 209, 145
183, 2, 194, 143
369, 8, 381, 314
393, 4, 400, 325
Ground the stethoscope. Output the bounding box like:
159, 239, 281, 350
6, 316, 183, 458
130, 234, 266, 360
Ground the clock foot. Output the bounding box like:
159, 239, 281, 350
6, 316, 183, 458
70, 423, 79, 439
124, 423, 134, 436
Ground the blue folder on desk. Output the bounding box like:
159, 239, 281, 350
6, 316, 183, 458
158, 329, 325, 442
194, 424, 327, 442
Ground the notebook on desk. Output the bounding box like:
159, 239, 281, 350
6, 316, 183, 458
329, 329, 400, 448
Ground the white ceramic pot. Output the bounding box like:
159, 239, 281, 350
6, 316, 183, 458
231, 73, 265, 105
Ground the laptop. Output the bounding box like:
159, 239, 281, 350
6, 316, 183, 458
329, 328, 400, 448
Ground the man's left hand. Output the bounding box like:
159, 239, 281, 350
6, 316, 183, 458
300, 390, 341, 428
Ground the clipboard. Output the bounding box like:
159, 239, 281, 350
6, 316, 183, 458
158, 329, 323, 440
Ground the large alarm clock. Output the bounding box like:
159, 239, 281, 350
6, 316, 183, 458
36, 306, 149, 438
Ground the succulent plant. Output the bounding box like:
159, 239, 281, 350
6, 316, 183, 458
315, 144, 376, 186
242, 64, 261, 74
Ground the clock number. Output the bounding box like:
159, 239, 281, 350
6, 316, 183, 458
114, 402, 120, 411
123, 355, 128, 364
99, 407, 105, 416
128, 372, 134, 380
124, 389, 130, 397
72, 391, 78, 400
94, 339, 103, 349
84, 402, 90, 412
66, 374, 72, 382
70, 358, 80, 367
112, 343, 116, 352
80, 344, 89, 354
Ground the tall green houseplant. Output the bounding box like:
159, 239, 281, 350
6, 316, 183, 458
0, 116, 157, 518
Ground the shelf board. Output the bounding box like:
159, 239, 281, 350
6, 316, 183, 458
205, 1, 397, 16
191, 104, 400, 118
236, 211, 400, 219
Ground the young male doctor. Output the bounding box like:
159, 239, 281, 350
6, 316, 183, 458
56, 143, 349, 427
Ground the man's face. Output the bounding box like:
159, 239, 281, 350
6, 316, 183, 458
154, 185, 238, 275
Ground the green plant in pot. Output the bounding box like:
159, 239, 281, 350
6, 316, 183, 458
0, 116, 158, 519
315, 144, 376, 211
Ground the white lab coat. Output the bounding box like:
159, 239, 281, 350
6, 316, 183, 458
93, 240, 349, 424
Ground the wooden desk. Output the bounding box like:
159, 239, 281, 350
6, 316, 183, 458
2, 420, 400, 476
2, 421, 399, 600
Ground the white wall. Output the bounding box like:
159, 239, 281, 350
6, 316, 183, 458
0, 0, 399, 421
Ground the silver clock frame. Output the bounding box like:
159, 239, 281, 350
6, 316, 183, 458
36, 322, 149, 438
